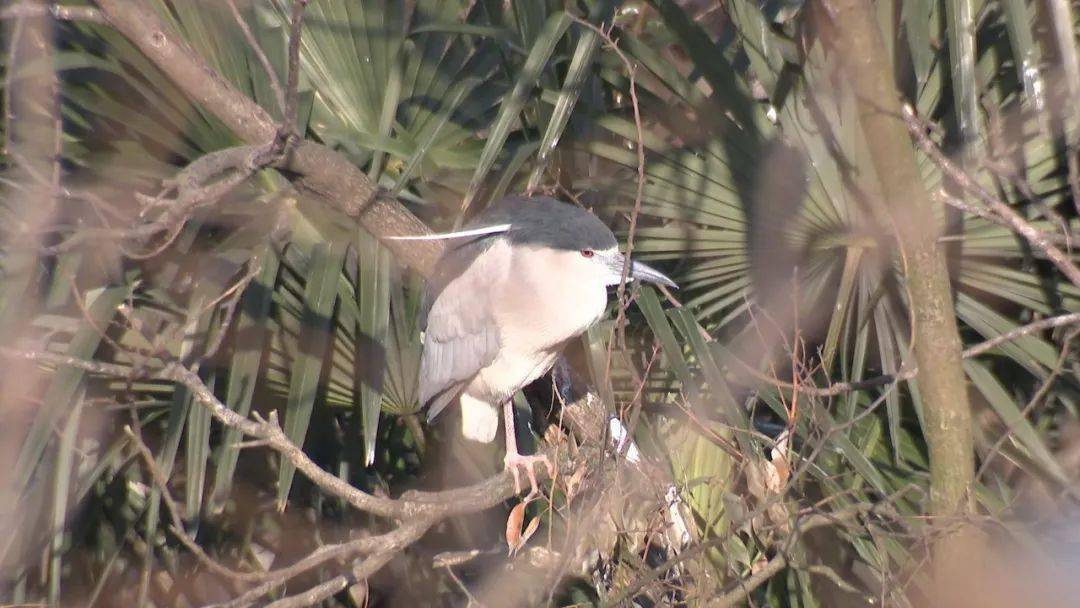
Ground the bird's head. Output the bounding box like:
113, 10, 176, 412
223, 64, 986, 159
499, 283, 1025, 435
493, 197, 677, 290
391, 196, 678, 290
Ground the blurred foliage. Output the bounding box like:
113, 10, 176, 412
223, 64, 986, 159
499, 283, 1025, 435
1, 0, 1079, 606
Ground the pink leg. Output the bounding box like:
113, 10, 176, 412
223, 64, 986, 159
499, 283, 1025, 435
502, 401, 554, 498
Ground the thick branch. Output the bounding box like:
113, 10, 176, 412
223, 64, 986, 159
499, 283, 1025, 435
92, 0, 442, 277
825, 0, 980, 590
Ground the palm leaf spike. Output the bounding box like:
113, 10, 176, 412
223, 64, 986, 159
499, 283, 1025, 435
276, 241, 348, 509
354, 232, 392, 466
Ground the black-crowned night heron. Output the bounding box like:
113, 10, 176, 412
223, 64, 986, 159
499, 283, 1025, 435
400, 196, 675, 495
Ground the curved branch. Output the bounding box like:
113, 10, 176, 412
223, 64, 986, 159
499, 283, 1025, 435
0, 347, 530, 519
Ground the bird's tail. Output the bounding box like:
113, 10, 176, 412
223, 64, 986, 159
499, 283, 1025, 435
459, 394, 499, 443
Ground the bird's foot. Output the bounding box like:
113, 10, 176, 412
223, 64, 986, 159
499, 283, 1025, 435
503, 452, 554, 499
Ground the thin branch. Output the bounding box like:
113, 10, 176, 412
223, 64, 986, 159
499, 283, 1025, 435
975, 328, 1079, 483
261, 578, 345, 608
282, 0, 308, 136
569, 16, 648, 401
0, 348, 539, 519
261, 576, 348, 608
224, 0, 285, 116
902, 103, 1080, 287
713, 550, 791, 607
124, 425, 259, 584
602, 501, 888, 608
962, 312, 1080, 358
36, 144, 286, 257
728, 312, 1080, 397
200, 257, 264, 362
211, 521, 432, 608
2, 346, 569, 604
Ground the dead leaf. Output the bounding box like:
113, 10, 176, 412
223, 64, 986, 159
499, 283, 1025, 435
506, 502, 526, 554
521, 515, 541, 546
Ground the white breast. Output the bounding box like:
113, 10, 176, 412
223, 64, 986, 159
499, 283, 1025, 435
499, 246, 608, 352
464, 245, 608, 404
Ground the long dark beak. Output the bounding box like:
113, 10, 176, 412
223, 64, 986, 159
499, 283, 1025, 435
630, 259, 677, 289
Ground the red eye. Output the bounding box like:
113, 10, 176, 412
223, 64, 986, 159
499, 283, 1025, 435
580, 249, 594, 258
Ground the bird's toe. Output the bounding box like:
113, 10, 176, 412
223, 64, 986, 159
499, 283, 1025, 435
504, 452, 552, 498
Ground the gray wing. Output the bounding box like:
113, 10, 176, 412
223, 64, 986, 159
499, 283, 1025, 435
419, 240, 505, 421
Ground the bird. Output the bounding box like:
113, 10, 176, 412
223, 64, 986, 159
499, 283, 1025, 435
398, 196, 676, 496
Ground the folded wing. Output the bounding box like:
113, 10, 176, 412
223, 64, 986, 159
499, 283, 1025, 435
419, 238, 508, 421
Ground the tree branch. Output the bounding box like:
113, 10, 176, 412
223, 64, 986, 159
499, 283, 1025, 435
0, 347, 531, 518
729, 312, 1080, 397
211, 520, 432, 608
282, 0, 307, 136
902, 103, 1080, 287
224, 0, 285, 117
0, 3, 105, 23
91, 0, 443, 277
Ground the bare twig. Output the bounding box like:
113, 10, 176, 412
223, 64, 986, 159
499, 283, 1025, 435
262, 576, 348, 608
602, 500, 892, 608
3, 345, 569, 604
569, 16, 648, 397
36, 145, 287, 257
962, 312, 1080, 358
0, 348, 545, 518
902, 104, 1080, 287
200, 258, 264, 362
212, 521, 432, 608
729, 312, 1080, 397
975, 328, 1079, 483
224, 0, 286, 116
124, 425, 260, 584
282, 0, 308, 136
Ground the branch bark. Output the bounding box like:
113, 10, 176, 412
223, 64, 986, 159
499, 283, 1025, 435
0, 3, 105, 23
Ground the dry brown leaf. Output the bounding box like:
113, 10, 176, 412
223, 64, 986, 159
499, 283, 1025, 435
521, 515, 541, 546
505, 502, 526, 553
